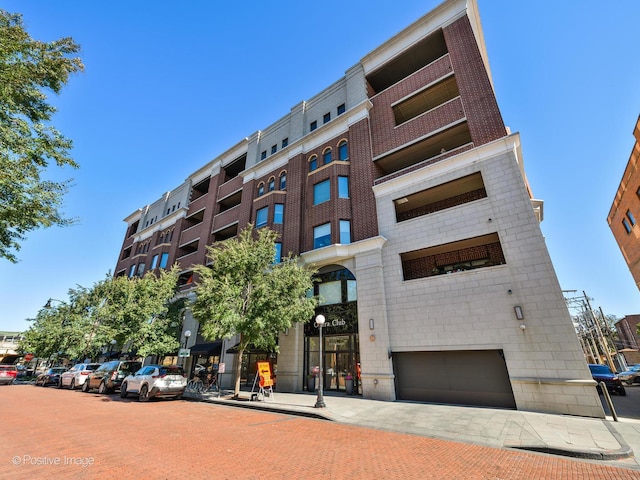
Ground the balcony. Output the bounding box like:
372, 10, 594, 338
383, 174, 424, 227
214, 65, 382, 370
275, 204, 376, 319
213, 205, 241, 233
218, 175, 243, 202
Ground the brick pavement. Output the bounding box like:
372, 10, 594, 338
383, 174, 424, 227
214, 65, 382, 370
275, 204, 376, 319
1, 384, 639, 480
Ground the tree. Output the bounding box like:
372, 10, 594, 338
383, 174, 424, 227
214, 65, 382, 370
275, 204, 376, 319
191, 225, 317, 398
0, 9, 84, 262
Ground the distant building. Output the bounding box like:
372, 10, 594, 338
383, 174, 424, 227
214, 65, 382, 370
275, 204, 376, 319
615, 315, 640, 351
0, 331, 24, 364
114, 0, 602, 417
608, 115, 640, 289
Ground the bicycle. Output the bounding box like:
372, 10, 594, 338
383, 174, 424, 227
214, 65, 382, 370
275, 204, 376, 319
186, 372, 218, 394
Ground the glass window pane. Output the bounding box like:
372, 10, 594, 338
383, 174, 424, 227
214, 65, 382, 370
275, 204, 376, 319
347, 280, 357, 302
160, 252, 169, 269
313, 223, 331, 249
256, 207, 268, 227
313, 180, 330, 205
323, 149, 332, 165
274, 243, 282, 264
339, 220, 351, 244
319, 281, 342, 305
338, 141, 348, 160
279, 173, 286, 190
338, 176, 349, 198
151, 255, 158, 269
274, 204, 284, 224
309, 157, 317, 171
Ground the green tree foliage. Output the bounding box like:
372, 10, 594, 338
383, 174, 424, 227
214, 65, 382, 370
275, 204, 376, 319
191, 225, 317, 397
0, 9, 84, 262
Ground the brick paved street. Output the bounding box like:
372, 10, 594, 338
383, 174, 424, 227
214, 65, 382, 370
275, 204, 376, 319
1, 384, 638, 480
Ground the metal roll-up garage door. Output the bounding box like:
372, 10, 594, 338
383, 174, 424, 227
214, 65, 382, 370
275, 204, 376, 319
393, 349, 516, 409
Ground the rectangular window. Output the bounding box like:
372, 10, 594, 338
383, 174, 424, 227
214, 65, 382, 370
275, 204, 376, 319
261, 150, 267, 160
319, 281, 341, 306
347, 279, 357, 302
159, 252, 169, 269
338, 176, 349, 198
339, 220, 351, 244
323, 112, 331, 124
137, 263, 146, 276
313, 179, 330, 205
310, 120, 317, 132
623, 218, 632, 233
313, 223, 331, 249
271, 145, 277, 154
282, 138, 288, 148
256, 206, 268, 228
129, 265, 137, 278
337, 103, 346, 115
274, 242, 282, 264
151, 254, 159, 269
274, 204, 284, 224
627, 210, 636, 226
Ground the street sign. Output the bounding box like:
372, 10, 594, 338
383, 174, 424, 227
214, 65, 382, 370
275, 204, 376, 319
24, 354, 34, 362
178, 348, 190, 358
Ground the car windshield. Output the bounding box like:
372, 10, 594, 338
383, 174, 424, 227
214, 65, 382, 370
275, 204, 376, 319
589, 365, 612, 374
160, 366, 184, 376
51, 368, 66, 374
121, 363, 141, 373
86, 364, 101, 371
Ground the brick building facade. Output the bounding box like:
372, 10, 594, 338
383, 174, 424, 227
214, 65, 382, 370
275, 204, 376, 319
114, 0, 603, 417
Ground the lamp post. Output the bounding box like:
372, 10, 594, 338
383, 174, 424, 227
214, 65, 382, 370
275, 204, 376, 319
109, 339, 117, 359
182, 330, 191, 366
314, 314, 326, 408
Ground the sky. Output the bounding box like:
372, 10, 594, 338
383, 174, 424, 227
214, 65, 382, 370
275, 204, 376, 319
2, 0, 640, 333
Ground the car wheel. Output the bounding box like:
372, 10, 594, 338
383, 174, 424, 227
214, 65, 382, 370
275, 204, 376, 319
633, 377, 640, 385
173, 394, 182, 401
69, 379, 75, 390
56, 379, 63, 389
98, 381, 107, 394
139, 385, 149, 402
120, 383, 128, 398
82, 379, 91, 392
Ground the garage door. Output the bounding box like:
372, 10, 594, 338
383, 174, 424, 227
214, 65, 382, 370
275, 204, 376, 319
393, 350, 516, 409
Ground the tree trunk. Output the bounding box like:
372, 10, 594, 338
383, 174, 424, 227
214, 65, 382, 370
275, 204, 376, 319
234, 347, 244, 399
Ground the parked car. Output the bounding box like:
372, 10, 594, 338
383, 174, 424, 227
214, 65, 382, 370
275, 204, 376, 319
59, 363, 102, 389
15, 365, 27, 378
35, 367, 68, 387
82, 360, 141, 394
120, 365, 187, 402
617, 364, 640, 385
588, 364, 626, 396
0, 365, 18, 385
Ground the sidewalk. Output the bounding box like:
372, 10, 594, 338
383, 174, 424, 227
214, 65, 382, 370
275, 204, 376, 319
185, 389, 640, 470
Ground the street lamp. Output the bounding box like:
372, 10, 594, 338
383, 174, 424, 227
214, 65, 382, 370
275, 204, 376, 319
314, 314, 326, 408
183, 330, 192, 349
109, 339, 117, 358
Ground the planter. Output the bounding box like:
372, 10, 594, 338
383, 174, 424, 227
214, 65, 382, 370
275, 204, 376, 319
345, 378, 354, 395
307, 376, 316, 392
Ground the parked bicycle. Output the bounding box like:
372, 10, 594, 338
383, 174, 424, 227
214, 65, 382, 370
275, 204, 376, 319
186, 372, 218, 394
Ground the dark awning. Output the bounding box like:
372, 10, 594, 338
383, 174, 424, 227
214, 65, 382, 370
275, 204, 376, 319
190, 340, 223, 356
225, 343, 271, 354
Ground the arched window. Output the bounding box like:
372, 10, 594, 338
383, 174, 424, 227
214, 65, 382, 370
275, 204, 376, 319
323, 148, 332, 165
268, 177, 275, 192
338, 140, 348, 161
309, 155, 318, 172
279, 171, 287, 190
257, 182, 265, 196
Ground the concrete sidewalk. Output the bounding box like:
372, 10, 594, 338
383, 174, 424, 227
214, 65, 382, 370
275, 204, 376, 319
185, 389, 640, 470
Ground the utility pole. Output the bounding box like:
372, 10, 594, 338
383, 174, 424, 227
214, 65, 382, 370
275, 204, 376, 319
583, 292, 616, 371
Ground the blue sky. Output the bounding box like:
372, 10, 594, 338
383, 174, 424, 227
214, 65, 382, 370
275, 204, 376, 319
2, 0, 640, 332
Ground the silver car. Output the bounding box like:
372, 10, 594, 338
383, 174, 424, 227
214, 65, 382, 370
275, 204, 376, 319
120, 365, 186, 402
618, 364, 640, 385
59, 363, 102, 389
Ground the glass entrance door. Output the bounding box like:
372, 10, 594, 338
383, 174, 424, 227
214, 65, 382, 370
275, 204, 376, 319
322, 335, 358, 391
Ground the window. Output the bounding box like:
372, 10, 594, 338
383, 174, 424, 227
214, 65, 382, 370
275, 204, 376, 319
313, 179, 330, 205
323, 112, 331, 124
151, 255, 159, 269
129, 265, 136, 278
319, 281, 341, 305
274, 243, 282, 264
338, 176, 349, 198
310, 120, 317, 132
309, 156, 318, 172
323, 148, 332, 165
159, 252, 169, 269
313, 223, 331, 249
274, 204, 284, 224
271, 145, 277, 155
256, 206, 268, 228
282, 138, 288, 148
339, 220, 351, 244
261, 150, 267, 160
137, 263, 146, 276
338, 140, 348, 160
267, 177, 275, 192
257, 183, 265, 196
627, 210, 636, 226
279, 172, 287, 190
337, 103, 345, 115
623, 218, 632, 233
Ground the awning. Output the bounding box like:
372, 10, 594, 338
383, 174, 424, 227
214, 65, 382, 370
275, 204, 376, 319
190, 340, 223, 356
225, 343, 271, 354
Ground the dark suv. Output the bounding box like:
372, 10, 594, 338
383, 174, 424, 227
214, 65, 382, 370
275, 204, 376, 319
588, 364, 626, 396
82, 360, 141, 394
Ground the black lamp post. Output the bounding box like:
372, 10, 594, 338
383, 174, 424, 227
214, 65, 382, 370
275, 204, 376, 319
109, 339, 117, 358
314, 314, 326, 408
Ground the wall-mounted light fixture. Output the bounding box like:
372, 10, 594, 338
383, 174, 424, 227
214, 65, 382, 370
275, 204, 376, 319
284, 328, 289, 336
369, 318, 375, 330
519, 324, 526, 331
507, 289, 512, 295
514, 306, 524, 320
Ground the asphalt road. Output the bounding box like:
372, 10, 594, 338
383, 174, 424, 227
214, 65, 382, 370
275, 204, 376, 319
603, 384, 640, 419
1, 384, 639, 480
